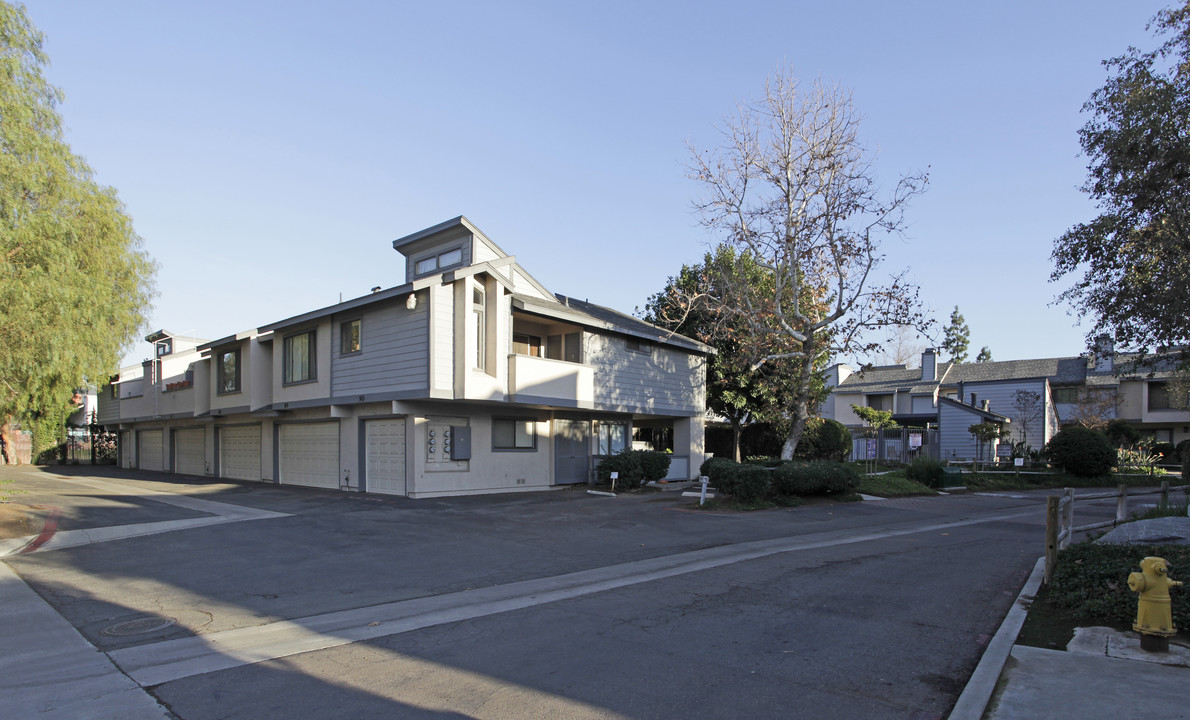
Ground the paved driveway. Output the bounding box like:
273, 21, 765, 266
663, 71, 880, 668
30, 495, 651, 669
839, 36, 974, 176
1, 465, 1052, 719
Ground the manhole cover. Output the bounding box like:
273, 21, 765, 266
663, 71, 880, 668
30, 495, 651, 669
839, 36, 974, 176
102, 616, 178, 636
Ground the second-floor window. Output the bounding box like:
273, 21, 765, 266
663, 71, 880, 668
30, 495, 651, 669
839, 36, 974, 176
284, 330, 316, 384
1052, 387, 1079, 404
473, 287, 486, 370
218, 349, 241, 394
414, 247, 465, 276
1148, 382, 1171, 411
341, 319, 361, 355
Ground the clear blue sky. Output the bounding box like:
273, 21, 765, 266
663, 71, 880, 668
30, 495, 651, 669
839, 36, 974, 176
23, 0, 1170, 368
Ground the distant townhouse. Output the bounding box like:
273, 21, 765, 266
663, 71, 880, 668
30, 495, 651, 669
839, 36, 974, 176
97, 217, 710, 497
822, 339, 1190, 462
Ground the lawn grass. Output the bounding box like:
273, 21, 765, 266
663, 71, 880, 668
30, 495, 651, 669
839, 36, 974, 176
857, 471, 937, 498
964, 471, 1185, 492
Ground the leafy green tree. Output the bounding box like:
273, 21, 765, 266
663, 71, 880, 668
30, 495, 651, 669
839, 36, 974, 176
1052, 3, 1190, 359
645, 246, 803, 462
975, 346, 993, 363
850, 404, 898, 429
0, 2, 156, 460
687, 69, 929, 460
941, 306, 970, 363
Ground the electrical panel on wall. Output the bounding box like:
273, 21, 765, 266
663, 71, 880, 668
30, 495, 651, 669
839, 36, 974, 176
425, 418, 469, 471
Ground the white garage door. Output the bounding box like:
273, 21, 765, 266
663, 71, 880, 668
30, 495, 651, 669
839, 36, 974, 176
365, 418, 406, 495
138, 430, 164, 472
279, 422, 339, 489
174, 428, 205, 476
219, 425, 261, 481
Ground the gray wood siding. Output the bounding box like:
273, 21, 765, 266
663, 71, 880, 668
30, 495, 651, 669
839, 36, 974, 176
332, 300, 429, 396
96, 389, 119, 425
585, 332, 705, 414
965, 379, 1049, 449
431, 283, 454, 392
939, 402, 982, 460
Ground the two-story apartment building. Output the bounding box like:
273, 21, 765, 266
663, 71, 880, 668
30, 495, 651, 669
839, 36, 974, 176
97, 217, 710, 497
823, 339, 1190, 461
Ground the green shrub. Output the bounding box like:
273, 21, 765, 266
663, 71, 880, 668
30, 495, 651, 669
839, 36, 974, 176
772, 461, 859, 496
1048, 542, 1190, 629
732, 464, 771, 501
794, 418, 852, 462
905, 456, 945, 488
595, 450, 671, 489
701, 457, 743, 496
1104, 419, 1141, 448
637, 451, 672, 482
1045, 426, 1116, 478
1152, 442, 1177, 462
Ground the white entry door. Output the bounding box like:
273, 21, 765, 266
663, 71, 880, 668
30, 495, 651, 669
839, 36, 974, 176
138, 430, 164, 471
365, 419, 406, 495
279, 422, 340, 489
219, 425, 261, 481
174, 428, 205, 475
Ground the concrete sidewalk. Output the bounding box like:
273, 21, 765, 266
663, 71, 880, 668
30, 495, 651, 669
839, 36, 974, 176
0, 562, 171, 719
950, 559, 1190, 720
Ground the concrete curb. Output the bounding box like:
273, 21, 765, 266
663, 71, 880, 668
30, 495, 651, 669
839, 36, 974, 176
947, 555, 1045, 720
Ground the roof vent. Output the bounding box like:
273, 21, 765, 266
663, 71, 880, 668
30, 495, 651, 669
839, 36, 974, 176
371, 286, 382, 293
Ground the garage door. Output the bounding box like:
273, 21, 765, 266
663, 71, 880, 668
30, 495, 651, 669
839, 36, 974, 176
219, 425, 261, 481
174, 428, 205, 476
279, 422, 339, 489
138, 430, 164, 471
365, 418, 406, 495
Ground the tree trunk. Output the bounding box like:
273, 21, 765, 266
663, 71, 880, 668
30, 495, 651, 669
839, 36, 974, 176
780, 347, 820, 461
0, 421, 14, 465
731, 422, 742, 463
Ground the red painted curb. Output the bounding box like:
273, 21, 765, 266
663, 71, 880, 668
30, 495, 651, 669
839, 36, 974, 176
21, 506, 61, 554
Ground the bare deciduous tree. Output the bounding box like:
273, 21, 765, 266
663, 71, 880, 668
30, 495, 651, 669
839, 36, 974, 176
1068, 386, 1121, 429
1010, 390, 1044, 449
687, 70, 929, 459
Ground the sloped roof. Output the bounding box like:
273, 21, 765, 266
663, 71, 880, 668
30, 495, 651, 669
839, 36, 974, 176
944, 357, 1089, 385
834, 362, 953, 395
512, 293, 711, 354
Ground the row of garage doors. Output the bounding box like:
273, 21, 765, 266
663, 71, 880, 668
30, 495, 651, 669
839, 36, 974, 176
127, 419, 408, 494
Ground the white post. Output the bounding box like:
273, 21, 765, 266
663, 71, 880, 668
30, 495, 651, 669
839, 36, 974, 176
699, 475, 709, 506
1061, 488, 1075, 550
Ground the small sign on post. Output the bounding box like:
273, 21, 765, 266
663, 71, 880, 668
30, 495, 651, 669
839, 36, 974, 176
610, 471, 618, 493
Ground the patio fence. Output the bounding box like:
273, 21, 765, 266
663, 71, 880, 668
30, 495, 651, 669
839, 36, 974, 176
849, 428, 939, 464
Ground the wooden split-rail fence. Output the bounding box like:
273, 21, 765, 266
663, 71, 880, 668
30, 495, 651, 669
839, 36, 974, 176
1044, 481, 1190, 584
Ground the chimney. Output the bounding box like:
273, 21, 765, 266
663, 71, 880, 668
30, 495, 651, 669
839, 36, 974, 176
1092, 334, 1114, 373
970, 392, 978, 407
921, 348, 937, 381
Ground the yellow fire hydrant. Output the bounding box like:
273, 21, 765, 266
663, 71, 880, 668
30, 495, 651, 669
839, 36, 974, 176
1128, 556, 1183, 652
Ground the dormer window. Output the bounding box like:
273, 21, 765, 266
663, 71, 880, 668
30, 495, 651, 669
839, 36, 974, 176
414, 247, 465, 276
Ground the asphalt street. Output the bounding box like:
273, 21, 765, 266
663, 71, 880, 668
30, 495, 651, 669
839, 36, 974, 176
0, 465, 1053, 719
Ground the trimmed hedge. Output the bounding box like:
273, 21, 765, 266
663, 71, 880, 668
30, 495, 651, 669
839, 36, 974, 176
794, 418, 852, 462
905, 456, 945, 489
1045, 426, 1116, 478
596, 450, 671, 489
701, 457, 858, 502
772, 461, 859, 496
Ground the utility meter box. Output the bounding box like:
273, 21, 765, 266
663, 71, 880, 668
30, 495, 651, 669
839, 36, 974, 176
450, 426, 471, 460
